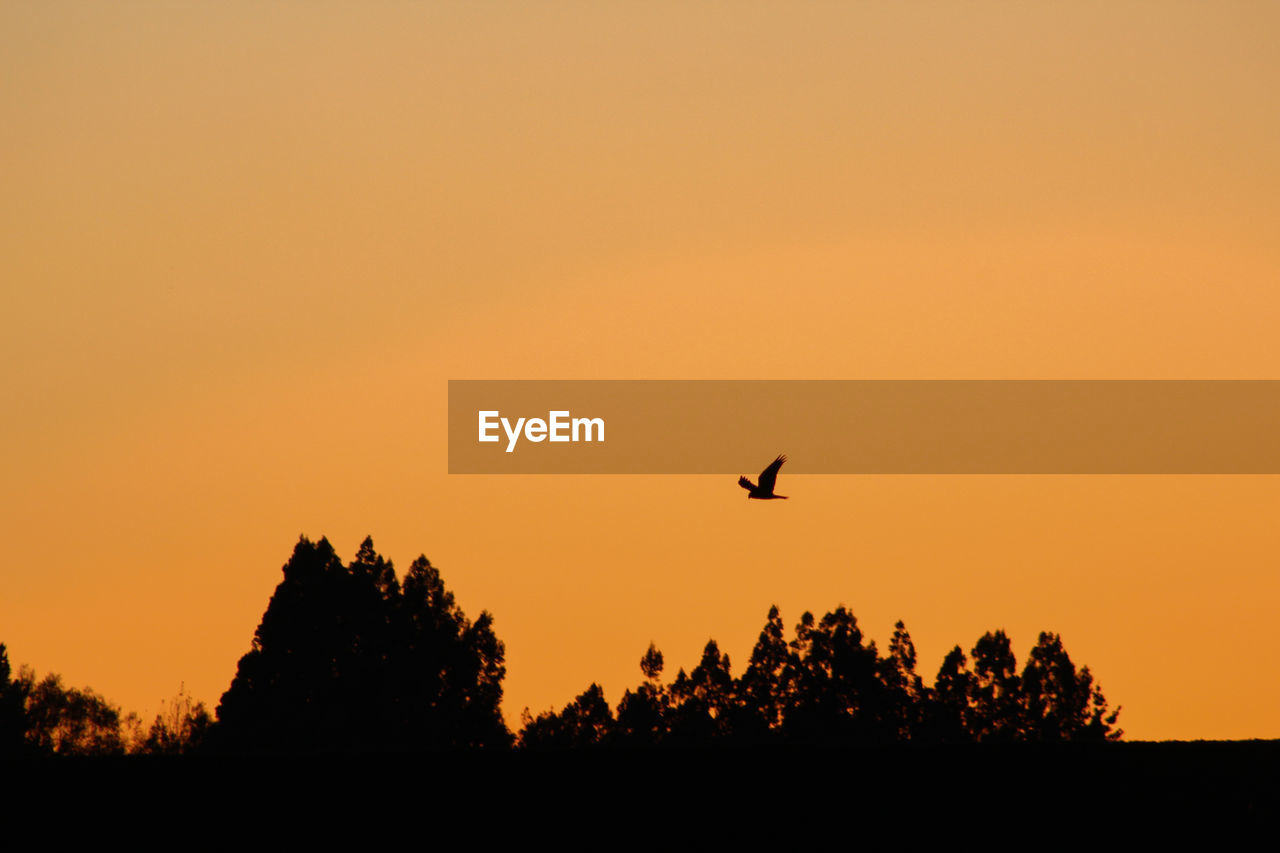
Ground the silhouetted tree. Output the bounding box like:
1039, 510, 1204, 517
615, 643, 668, 745
879, 620, 926, 739
22, 671, 126, 756
0, 644, 139, 757
969, 630, 1022, 742
640, 642, 664, 682
0, 644, 31, 756
737, 606, 791, 739
667, 640, 735, 743
926, 645, 974, 743
215, 535, 510, 752
782, 607, 889, 743
519, 683, 614, 749
515, 603, 1121, 750
1082, 680, 1123, 742
137, 684, 211, 755
395, 554, 509, 749
1020, 632, 1122, 742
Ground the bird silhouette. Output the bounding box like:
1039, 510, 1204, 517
739, 454, 788, 500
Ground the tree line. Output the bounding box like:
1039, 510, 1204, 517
0, 647, 210, 757
0, 535, 1120, 756
521, 609, 1120, 748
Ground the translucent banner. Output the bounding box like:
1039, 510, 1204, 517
447, 380, 1280, 474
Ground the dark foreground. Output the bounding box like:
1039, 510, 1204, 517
7, 740, 1278, 824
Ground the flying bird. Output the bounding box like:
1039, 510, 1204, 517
739, 454, 788, 500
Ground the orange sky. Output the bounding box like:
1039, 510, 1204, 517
2, 3, 1278, 740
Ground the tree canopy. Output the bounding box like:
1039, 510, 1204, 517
0, 643, 130, 757
213, 535, 510, 752
519, 606, 1121, 748
5, 540, 1121, 755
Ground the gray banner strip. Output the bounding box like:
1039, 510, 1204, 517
448, 380, 1280, 474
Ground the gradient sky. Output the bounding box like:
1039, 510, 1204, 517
2, 2, 1278, 740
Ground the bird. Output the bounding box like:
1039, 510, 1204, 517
738, 454, 788, 500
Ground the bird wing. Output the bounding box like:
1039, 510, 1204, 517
738, 476, 756, 492
757, 454, 786, 494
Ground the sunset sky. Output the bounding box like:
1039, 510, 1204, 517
2, 3, 1278, 740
